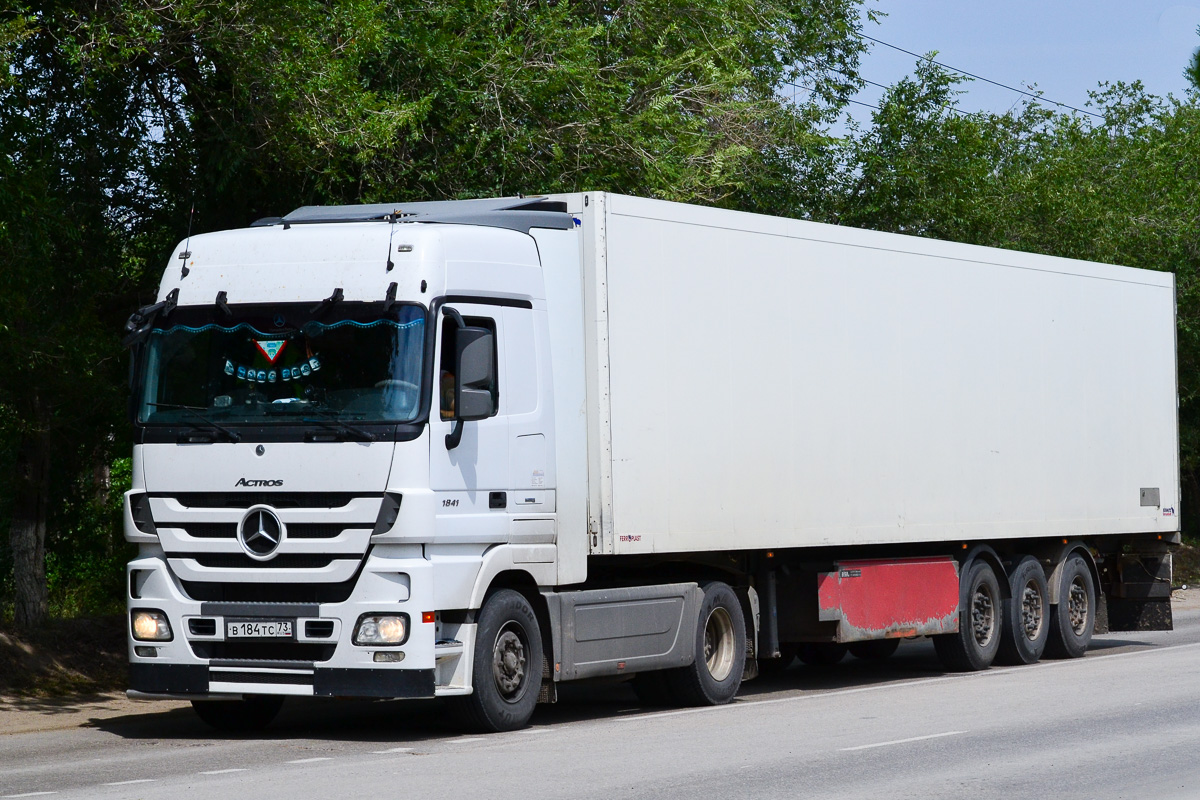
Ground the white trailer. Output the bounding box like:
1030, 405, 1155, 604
123, 193, 1179, 731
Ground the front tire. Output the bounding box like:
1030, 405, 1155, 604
1045, 553, 1095, 659
933, 559, 1002, 671
454, 589, 543, 732
191, 696, 284, 732
663, 582, 746, 706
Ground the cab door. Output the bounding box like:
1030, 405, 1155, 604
428, 301, 511, 543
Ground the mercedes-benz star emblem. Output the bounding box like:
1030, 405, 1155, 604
238, 506, 284, 560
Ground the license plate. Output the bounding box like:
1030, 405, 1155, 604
226, 619, 294, 639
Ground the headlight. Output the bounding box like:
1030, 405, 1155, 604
353, 613, 408, 646
131, 609, 172, 641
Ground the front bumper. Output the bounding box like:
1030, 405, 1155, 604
127, 544, 445, 699
130, 663, 436, 698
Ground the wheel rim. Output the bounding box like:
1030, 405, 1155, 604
1067, 577, 1089, 636
971, 582, 996, 648
492, 621, 529, 702
703, 606, 737, 682
1020, 582, 1044, 641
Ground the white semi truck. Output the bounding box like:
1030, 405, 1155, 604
123, 193, 1180, 732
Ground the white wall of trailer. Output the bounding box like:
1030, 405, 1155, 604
564, 193, 1179, 556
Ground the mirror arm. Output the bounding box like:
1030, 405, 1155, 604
444, 307, 466, 329
445, 420, 464, 450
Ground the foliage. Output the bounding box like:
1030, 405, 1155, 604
819, 61, 1200, 508
1, 0, 871, 621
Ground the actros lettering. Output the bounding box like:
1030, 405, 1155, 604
235, 478, 284, 487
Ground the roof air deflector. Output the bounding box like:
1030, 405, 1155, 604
277, 196, 573, 234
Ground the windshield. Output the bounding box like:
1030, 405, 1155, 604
137, 304, 425, 425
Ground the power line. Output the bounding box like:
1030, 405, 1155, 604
859, 33, 1104, 119
786, 80, 973, 119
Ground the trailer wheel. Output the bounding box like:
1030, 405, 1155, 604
1045, 553, 1096, 659
796, 643, 847, 666
454, 589, 543, 732
996, 556, 1049, 665
933, 559, 1002, 671
848, 638, 901, 660
663, 582, 745, 706
191, 696, 284, 732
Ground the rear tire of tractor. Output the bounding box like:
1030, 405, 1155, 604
933, 559, 1002, 672
451, 589, 543, 732
848, 638, 901, 660
796, 643, 847, 666
191, 696, 284, 732
1044, 553, 1096, 660
662, 582, 746, 706
996, 555, 1049, 665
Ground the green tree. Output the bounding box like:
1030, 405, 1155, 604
822, 61, 1200, 510
2, 0, 872, 626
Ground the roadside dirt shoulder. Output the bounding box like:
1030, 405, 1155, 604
0, 692, 188, 736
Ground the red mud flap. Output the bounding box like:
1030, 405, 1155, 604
817, 557, 960, 642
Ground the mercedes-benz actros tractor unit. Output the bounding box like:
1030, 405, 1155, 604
123, 193, 1179, 732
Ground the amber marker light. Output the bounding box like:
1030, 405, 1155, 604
422, 611, 435, 624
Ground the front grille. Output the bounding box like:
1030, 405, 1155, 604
162, 492, 364, 509
289, 524, 366, 539
186, 554, 346, 570
182, 580, 356, 604
180, 523, 238, 538
191, 641, 337, 662
210, 671, 315, 686
168, 523, 366, 540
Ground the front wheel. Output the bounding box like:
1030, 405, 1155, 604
663, 582, 746, 706
453, 589, 544, 732
191, 696, 284, 732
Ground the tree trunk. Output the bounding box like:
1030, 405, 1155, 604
10, 429, 50, 630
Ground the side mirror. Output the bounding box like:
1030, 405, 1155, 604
454, 326, 496, 421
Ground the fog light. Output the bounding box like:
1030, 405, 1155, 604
131, 609, 172, 641
134, 646, 158, 658
353, 613, 408, 645
374, 651, 406, 663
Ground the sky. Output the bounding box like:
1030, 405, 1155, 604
845, 1, 1200, 124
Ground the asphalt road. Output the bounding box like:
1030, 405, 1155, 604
3, 597, 1199, 800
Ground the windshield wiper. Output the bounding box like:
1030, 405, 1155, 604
145, 402, 243, 443
305, 406, 377, 442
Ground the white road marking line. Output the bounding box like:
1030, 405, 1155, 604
103, 780, 156, 786
200, 769, 250, 775
840, 730, 966, 752
371, 747, 413, 754
447, 737, 485, 745
614, 640, 1200, 724
287, 758, 332, 764
4, 793, 58, 798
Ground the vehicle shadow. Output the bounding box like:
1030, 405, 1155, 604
87, 634, 1165, 743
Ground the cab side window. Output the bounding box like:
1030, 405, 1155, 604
439, 314, 498, 419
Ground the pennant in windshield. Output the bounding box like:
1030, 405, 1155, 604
254, 340, 287, 363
